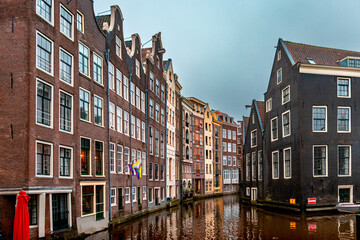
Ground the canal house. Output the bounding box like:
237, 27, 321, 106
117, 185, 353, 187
262, 38, 360, 211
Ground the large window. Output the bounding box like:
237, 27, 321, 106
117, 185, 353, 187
271, 117, 278, 141
36, 141, 52, 176
60, 5, 73, 40
282, 110, 291, 137
313, 106, 327, 132
150, 72, 154, 92
338, 146, 351, 176
37, 32, 53, 74
81, 184, 105, 220
82, 186, 93, 215
123, 76, 129, 101
149, 126, 153, 155
156, 79, 160, 96
116, 69, 122, 96
160, 133, 164, 158
136, 87, 140, 109
36, 79, 52, 127
155, 164, 159, 180
124, 111, 129, 135
110, 188, 116, 206
130, 82, 135, 106
110, 143, 115, 173
282, 85, 290, 104
149, 99, 154, 119
141, 92, 145, 112
272, 151, 279, 179
95, 141, 103, 176
81, 138, 90, 175
223, 156, 227, 166
80, 88, 90, 121
125, 188, 130, 203
117, 145, 123, 173
59, 146, 72, 177
277, 68, 282, 84
228, 156, 232, 166
116, 36, 122, 59
124, 147, 129, 174
155, 130, 159, 156
108, 63, 115, 91
161, 108, 165, 125
93, 53, 103, 84
131, 115, 135, 138
266, 98, 272, 112
155, 104, 160, 122
251, 129, 257, 148
59, 48, 73, 85
337, 78, 351, 98
246, 154, 250, 181
161, 85, 165, 102
36, 0, 53, 23
79, 42, 89, 76
284, 148, 291, 179
136, 118, 141, 140
258, 151, 263, 180
149, 162, 153, 180
59, 91, 72, 133
313, 145, 327, 177
109, 102, 115, 130
77, 11, 84, 33
337, 107, 351, 133
94, 96, 103, 126
252, 152, 256, 180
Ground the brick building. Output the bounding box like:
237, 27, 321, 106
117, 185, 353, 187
204, 105, 214, 194
212, 111, 223, 193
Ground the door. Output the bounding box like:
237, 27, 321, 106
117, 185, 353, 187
118, 188, 123, 210
137, 187, 141, 204
52, 194, 68, 231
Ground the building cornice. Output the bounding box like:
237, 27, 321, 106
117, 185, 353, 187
299, 63, 360, 77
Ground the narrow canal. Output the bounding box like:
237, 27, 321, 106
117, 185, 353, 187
87, 195, 356, 239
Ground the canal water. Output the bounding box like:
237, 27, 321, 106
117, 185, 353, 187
87, 195, 356, 239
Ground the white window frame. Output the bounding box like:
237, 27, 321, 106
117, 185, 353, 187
132, 187, 137, 203
283, 147, 291, 179
246, 187, 250, 196
271, 117, 278, 142
272, 151, 279, 180
277, 68, 282, 85
266, 98, 272, 112
246, 153, 250, 181
250, 129, 257, 148
337, 106, 351, 133
116, 106, 122, 133
337, 77, 351, 98
35, 140, 53, 178
338, 145, 351, 177
79, 41, 90, 77
36, 78, 54, 129
94, 95, 104, 127
79, 87, 91, 123
282, 85, 290, 105
252, 152, 256, 180
110, 188, 117, 206
313, 145, 328, 177
282, 110, 291, 138
143, 186, 147, 200
93, 52, 103, 85
110, 142, 116, 173
36, 0, 54, 25
59, 47, 74, 86
77, 11, 84, 33
108, 62, 115, 91
36, 31, 54, 76
59, 4, 74, 41
338, 185, 353, 204
125, 187, 130, 204
117, 145, 123, 174
312, 106, 327, 133
59, 145, 73, 179
59, 89, 74, 134
116, 36, 122, 59
277, 50, 281, 61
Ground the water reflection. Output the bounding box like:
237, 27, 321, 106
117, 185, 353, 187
89, 195, 356, 239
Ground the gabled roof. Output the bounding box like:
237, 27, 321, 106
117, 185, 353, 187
255, 101, 265, 127
141, 48, 151, 62
282, 39, 360, 66
95, 14, 110, 30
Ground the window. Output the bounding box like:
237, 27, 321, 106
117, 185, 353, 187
252, 152, 256, 180
149, 126, 153, 155
232, 144, 236, 153
95, 141, 103, 176
130, 82, 135, 105
143, 186, 147, 200
131, 115, 135, 138
141, 91, 145, 112
258, 151, 263, 180
272, 151, 279, 179
149, 188, 153, 202
277, 50, 281, 61
123, 76, 129, 101
284, 148, 291, 179
28, 195, 38, 225
339, 186, 353, 204
81, 138, 90, 175
251, 114, 255, 124
116, 69, 122, 96
246, 154, 250, 181
125, 188, 130, 203
282, 86, 290, 104
277, 68, 282, 84
313, 145, 327, 177
227, 143, 231, 152
161, 108, 165, 125
313, 106, 327, 132
156, 79, 160, 96
155, 104, 160, 122
59, 146, 72, 177
228, 156, 232, 166
223, 156, 227, 166
266, 98, 272, 112
233, 156, 236, 166
77, 11, 84, 33
59, 48, 73, 85
160, 133, 164, 158
93, 53, 103, 84
110, 188, 116, 206
136, 87, 140, 109
136, 118, 141, 140
338, 146, 351, 176
227, 130, 231, 139
155, 130, 159, 156
124, 147, 129, 174
155, 164, 159, 180
142, 121, 145, 142
37, 32, 53, 74
149, 99, 154, 119
36, 79, 53, 127
108, 62, 115, 91
142, 152, 146, 175
79, 88, 90, 122
81, 186, 94, 215
116, 106, 122, 133
149, 162, 153, 180
60, 5, 73, 40
79, 42, 89, 76
135, 59, 140, 77
251, 129, 257, 148
36, 141, 52, 176
337, 107, 351, 133
59, 91, 72, 133
94, 96, 103, 126
282, 110, 291, 137
271, 117, 278, 141
161, 85, 165, 102
110, 143, 115, 173
223, 129, 226, 138
222, 142, 226, 152
232, 131, 236, 140
150, 72, 154, 92
116, 36, 122, 59
36, 0, 53, 23
117, 145, 123, 173
124, 111, 129, 135
161, 165, 164, 180
337, 78, 351, 98
95, 185, 104, 220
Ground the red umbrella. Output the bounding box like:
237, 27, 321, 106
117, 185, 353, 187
13, 190, 31, 240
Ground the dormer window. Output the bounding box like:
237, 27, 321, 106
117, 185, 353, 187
340, 57, 360, 68
307, 58, 316, 64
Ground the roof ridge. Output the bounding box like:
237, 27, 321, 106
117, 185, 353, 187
284, 40, 360, 54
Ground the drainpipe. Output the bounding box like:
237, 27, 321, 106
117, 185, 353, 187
104, 48, 112, 221
179, 97, 183, 202
129, 73, 133, 214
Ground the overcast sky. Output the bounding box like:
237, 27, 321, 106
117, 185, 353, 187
94, 0, 360, 121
